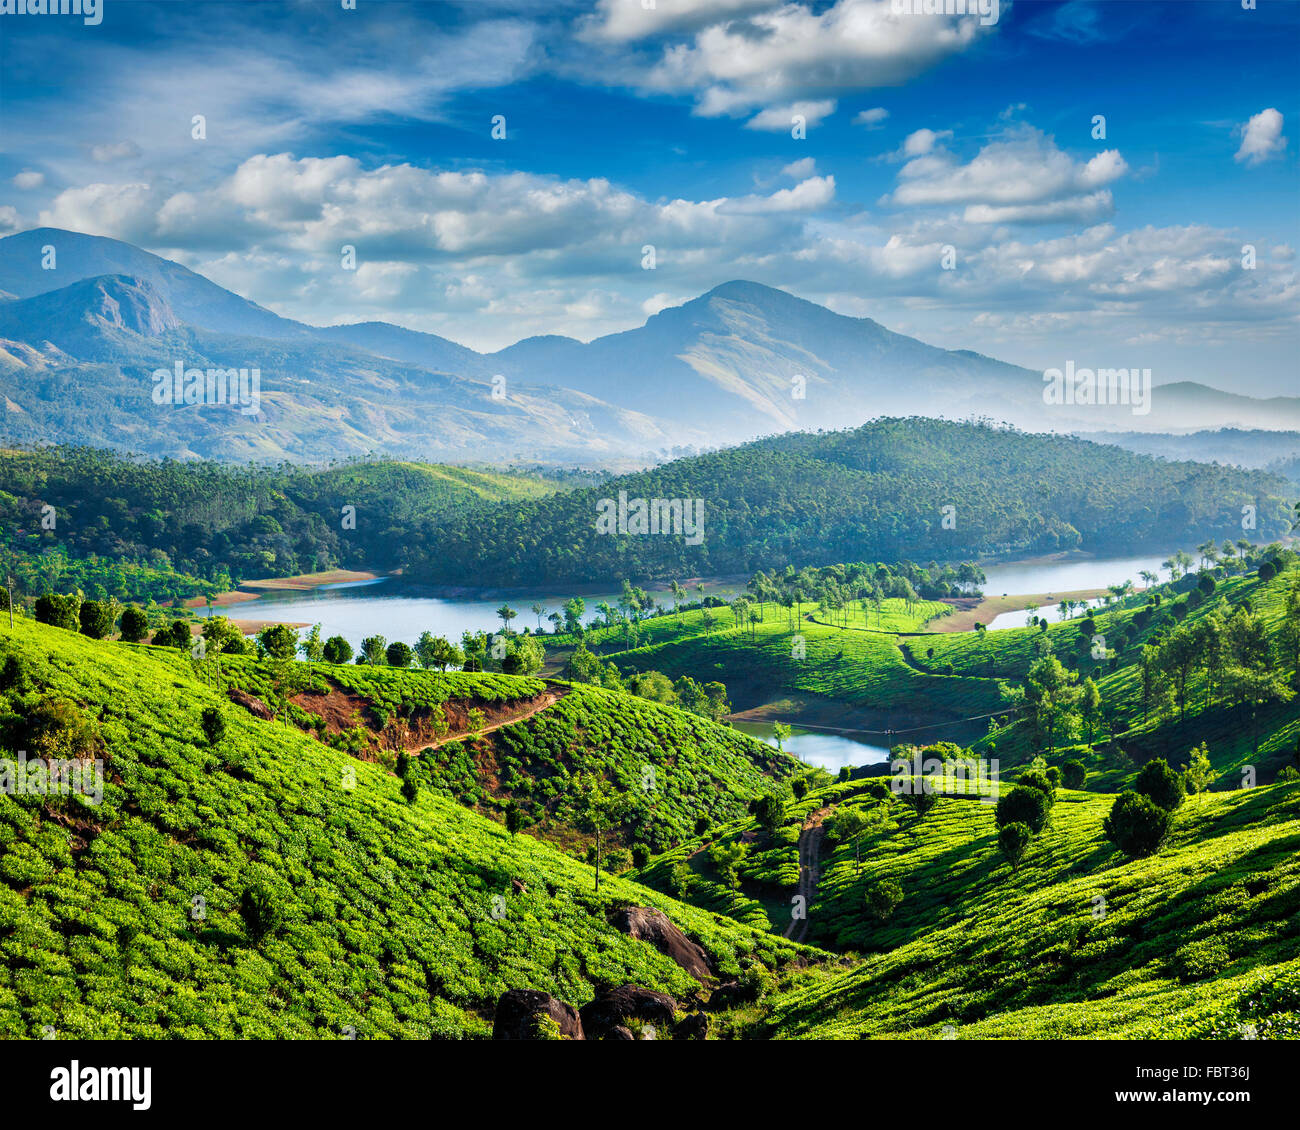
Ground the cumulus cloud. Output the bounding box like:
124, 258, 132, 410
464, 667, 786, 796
853, 107, 890, 128
745, 100, 836, 132
781, 157, 818, 179
12, 171, 44, 189
886, 126, 1128, 224
1235, 108, 1286, 167
646, 0, 998, 118
91, 141, 141, 163
583, 0, 784, 43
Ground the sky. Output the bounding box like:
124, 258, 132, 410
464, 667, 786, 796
0, 0, 1297, 393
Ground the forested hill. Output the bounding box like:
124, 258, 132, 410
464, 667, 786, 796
404, 419, 1297, 587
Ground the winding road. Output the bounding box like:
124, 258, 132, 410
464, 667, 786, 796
783, 807, 830, 943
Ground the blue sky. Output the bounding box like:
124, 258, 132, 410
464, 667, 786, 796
0, 0, 1297, 393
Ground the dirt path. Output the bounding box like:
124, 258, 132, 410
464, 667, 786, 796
407, 685, 569, 752
784, 806, 830, 943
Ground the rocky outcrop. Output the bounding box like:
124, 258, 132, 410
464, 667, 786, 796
492, 989, 584, 1040
611, 906, 713, 983
227, 686, 274, 721
676, 1012, 709, 1040
579, 984, 677, 1041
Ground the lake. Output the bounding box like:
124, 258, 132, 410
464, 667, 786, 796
981, 552, 1180, 630
206, 576, 740, 648
731, 720, 891, 773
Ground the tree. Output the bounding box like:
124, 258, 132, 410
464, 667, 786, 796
385, 641, 414, 668
203, 615, 247, 656
1104, 791, 1171, 858
496, 604, 517, 634
754, 793, 785, 839
995, 785, 1049, 834
828, 806, 872, 872
1024, 656, 1081, 754
1133, 758, 1185, 812
359, 634, 387, 666
573, 775, 626, 892
772, 721, 792, 751
118, 605, 149, 643
1183, 742, 1215, 797
998, 822, 1032, 872
505, 801, 523, 836
323, 635, 353, 664
708, 840, 747, 906
1080, 677, 1102, 745
34, 592, 80, 631
791, 776, 808, 800
864, 878, 903, 922
562, 597, 585, 634
299, 623, 325, 663
200, 705, 226, 746
239, 882, 280, 943
256, 623, 299, 662
78, 599, 115, 639
1061, 759, 1087, 790
693, 814, 710, 838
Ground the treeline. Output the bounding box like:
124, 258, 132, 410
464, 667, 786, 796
0, 446, 546, 603
400, 418, 1297, 586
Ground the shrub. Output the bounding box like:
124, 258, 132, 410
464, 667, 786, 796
257, 624, 300, 662
631, 843, 651, 868
1104, 790, 1171, 858
200, 706, 226, 746
902, 789, 938, 818
865, 878, 904, 922
1135, 758, 1185, 811
998, 822, 1032, 872
78, 600, 115, 640
1061, 759, 1086, 789
1018, 768, 1056, 803
386, 641, 414, 668
791, 777, 808, 800
118, 606, 149, 643
34, 592, 80, 631
239, 883, 280, 943
995, 786, 1049, 834
323, 635, 353, 664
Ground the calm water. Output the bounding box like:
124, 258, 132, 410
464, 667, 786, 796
982, 552, 1178, 630
732, 721, 891, 773
206, 576, 739, 648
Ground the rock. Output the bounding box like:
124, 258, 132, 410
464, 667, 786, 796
492, 989, 584, 1040
579, 984, 677, 1040
708, 980, 747, 1010
511, 879, 527, 894
609, 1026, 635, 1041
611, 906, 713, 983
676, 1012, 709, 1040
227, 687, 274, 721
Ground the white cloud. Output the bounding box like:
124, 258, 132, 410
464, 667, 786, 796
853, 107, 889, 128
1235, 108, 1286, 167
12, 171, 44, 190
91, 141, 141, 163
745, 100, 836, 132
647, 0, 998, 118
781, 157, 818, 179
583, 0, 783, 43
887, 126, 1128, 224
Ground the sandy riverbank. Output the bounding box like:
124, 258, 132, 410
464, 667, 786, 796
185, 569, 381, 610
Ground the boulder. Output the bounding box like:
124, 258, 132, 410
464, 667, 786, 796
611, 906, 713, 983
676, 1012, 709, 1040
492, 989, 584, 1040
579, 984, 677, 1040
227, 687, 274, 721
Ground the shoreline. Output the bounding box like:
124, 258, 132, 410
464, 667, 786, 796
185, 569, 383, 610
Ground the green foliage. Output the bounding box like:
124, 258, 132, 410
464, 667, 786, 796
864, 879, 904, 922
322, 635, 353, 665
200, 706, 226, 746
77, 599, 116, 640
1104, 790, 1172, 858
256, 624, 298, 662
1135, 758, 1186, 811
997, 822, 1032, 872
996, 786, 1050, 835
118, 605, 149, 643
1061, 759, 1086, 790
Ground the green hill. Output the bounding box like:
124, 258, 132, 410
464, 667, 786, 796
0, 616, 808, 1038
404, 418, 1296, 586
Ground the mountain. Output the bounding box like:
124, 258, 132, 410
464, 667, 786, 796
0, 272, 683, 464
0, 228, 313, 341
1, 229, 1296, 461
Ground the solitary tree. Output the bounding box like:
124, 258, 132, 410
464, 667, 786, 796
998, 822, 1032, 872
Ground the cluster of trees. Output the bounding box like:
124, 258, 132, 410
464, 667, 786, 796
400, 418, 1295, 586
1103, 759, 1188, 858
995, 762, 1061, 871
561, 644, 731, 721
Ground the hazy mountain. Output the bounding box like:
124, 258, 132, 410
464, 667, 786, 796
1083, 428, 1300, 469
0, 272, 684, 464
1, 228, 1295, 460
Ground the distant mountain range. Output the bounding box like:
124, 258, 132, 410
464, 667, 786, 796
1, 227, 1296, 463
